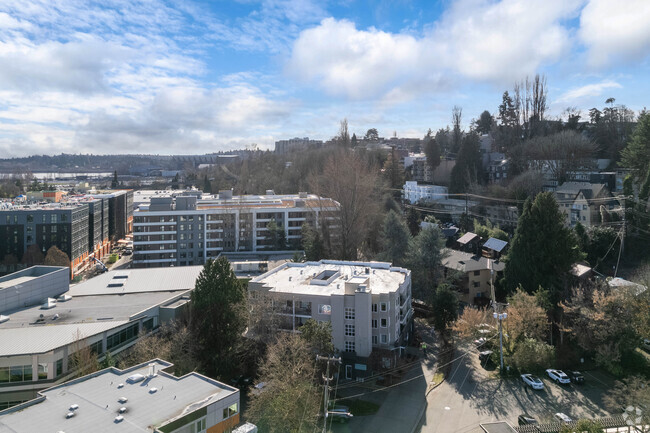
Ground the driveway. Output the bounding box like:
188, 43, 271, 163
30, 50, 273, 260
420, 344, 613, 433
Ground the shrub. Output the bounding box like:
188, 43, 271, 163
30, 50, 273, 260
511, 338, 555, 372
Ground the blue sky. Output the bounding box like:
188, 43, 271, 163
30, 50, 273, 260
0, 0, 649, 157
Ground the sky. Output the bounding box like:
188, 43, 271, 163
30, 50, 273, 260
0, 0, 649, 157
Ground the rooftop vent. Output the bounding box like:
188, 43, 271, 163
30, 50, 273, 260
149, 387, 158, 393
66, 412, 75, 419
117, 383, 124, 389
127, 373, 145, 383
115, 415, 124, 423
147, 363, 157, 378
41, 298, 57, 310
69, 404, 79, 411
118, 407, 127, 414
118, 397, 128, 403
107, 282, 124, 288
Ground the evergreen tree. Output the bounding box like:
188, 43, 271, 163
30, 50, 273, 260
503, 193, 582, 303
266, 219, 287, 250
407, 226, 446, 296
405, 207, 420, 236
449, 132, 483, 193
620, 112, 650, 178
111, 170, 118, 189
190, 257, 247, 378
301, 223, 324, 261
379, 210, 411, 266
202, 174, 211, 193
424, 138, 441, 175
351, 133, 358, 147
431, 284, 458, 336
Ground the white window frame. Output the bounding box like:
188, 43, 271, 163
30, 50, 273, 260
344, 307, 355, 320
345, 341, 355, 352
380, 302, 388, 312
380, 334, 388, 344
381, 318, 388, 328
345, 324, 355, 337
372, 335, 378, 345
372, 319, 378, 329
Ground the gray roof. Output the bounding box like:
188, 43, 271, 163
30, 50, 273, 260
555, 182, 608, 200
0, 291, 187, 356
483, 237, 508, 253
442, 249, 505, 273
457, 232, 479, 245
69, 266, 203, 296
0, 360, 238, 433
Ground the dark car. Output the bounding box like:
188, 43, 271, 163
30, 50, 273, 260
566, 370, 585, 384
518, 415, 538, 425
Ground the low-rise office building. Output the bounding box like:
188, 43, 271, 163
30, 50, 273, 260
249, 260, 413, 378
132, 190, 339, 268
0, 359, 242, 433
402, 181, 448, 203
0, 266, 203, 409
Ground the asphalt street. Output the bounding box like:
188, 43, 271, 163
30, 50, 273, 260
420, 345, 614, 433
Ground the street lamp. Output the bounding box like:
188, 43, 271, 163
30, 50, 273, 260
493, 312, 507, 371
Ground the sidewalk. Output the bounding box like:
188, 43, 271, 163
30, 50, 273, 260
332, 320, 441, 433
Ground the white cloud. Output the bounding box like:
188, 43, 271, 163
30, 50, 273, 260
287, 0, 582, 100
554, 80, 622, 104
579, 0, 650, 67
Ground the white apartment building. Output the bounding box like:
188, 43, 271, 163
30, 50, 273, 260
132, 190, 339, 268
403, 181, 448, 203
248, 260, 413, 378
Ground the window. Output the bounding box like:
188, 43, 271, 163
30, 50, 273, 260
345, 324, 355, 337
345, 341, 355, 352
344, 307, 355, 320
179, 224, 185, 231
27, 214, 33, 223
473, 282, 480, 288
372, 303, 378, 312
61, 214, 67, 222
380, 302, 388, 312
381, 318, 388, 328
473, 270, 480, 276
583, 204, 587, 210
38, 363, 48, 380
50, 214, 57, 223
380, 334, 388, 344
372, 335, 378, 345
188, 224, 193, 231
51, 225, 57, 233
56, 359, 63, 377
223, 403, 238, 419
194, 418, 206, 432
372, 319, 378, 329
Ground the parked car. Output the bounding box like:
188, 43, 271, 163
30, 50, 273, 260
554, 412, 573, 423
521, 374, 544, 390
478, 350, 493, 363
474, 337, 487, 346
518, 415, 538, 425
123, 248, 132, 256
642, 338, 650, 352
328, 407, 353, 423
565, 370, 584, 384
546, 369, 571, 384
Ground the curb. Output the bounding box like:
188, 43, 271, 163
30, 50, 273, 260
410, 393, 429, 433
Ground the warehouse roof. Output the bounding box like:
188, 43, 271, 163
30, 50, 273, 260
0, 359, 238, 433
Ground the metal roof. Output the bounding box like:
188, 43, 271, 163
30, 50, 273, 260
0, 360, 238, 433
0, 321, 127, 356
483, 237, 508, 252
69, 266, 203, 296
457, 232, 479, 245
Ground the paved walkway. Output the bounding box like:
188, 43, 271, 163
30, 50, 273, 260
332, 320, 440, 433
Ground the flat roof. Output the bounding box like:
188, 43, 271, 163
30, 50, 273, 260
69, 266, 203, 296
0, 291, 186, 356
251, 260, 408, 296
0, 360, 238, 433
0, 275, 36, 289
480, 421, 517, 433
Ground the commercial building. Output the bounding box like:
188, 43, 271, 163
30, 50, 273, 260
0, 265, 202, 409
0, 359, 242, 433
132, 190, 339, 268
442, 249, 504, 306
248, 260, 413, 378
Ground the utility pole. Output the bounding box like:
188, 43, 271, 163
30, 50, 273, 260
316, 355, 341, 433
489, 259, 507, 372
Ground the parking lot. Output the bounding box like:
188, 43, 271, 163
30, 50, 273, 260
420, 344, 615, 433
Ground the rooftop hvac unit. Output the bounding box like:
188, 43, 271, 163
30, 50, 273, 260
69, 404, 79, 411
66, 412, 75, 419
57, 294, 72, 302
118, 397, 128, 404
115, 415, 124, 423
127, 373, 145, 383
118, 407, 127, 414
147, 363, 157, 378
41, 298, 57, 310
149, 387, 158, 393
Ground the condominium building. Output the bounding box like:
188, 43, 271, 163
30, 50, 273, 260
0, 359, 243, 433
248, 260, 413, 378
0, 190, 133, 277
0, 265, 203, 409
402, 181, 448, 203
274, 137, 323, 154
132, 190, 339, 268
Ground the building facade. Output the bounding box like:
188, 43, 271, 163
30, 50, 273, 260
403, 181, 448, 203
442, 249, 504, 306
248, 260, 413, 378
274, 137, 323, 154
555, 182, 618, 227
132, 191, 339, 268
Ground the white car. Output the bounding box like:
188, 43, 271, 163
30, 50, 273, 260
554, 412, 573, 423
546, 369, 571, 384
521, 374, 544, 390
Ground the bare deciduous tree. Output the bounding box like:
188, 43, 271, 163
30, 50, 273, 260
69, 330, 100, 378
525, 130, 597, 184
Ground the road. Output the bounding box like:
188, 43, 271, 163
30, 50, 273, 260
420, 344, 613, 433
